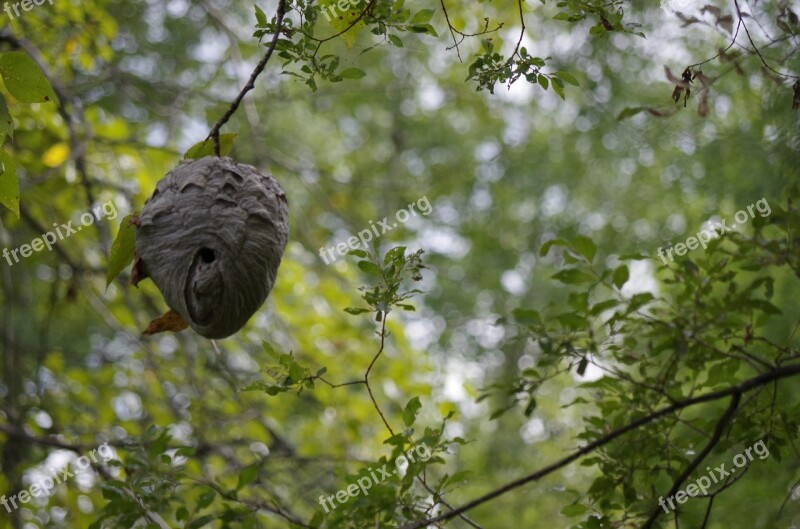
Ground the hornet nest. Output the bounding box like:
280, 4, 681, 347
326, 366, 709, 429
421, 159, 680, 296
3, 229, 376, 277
132, 156, 289, 339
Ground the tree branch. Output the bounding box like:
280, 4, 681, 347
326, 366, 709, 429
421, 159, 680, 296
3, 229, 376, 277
401, 363, 800, 529
641, 391, 741, 529
206, 0, 287, 156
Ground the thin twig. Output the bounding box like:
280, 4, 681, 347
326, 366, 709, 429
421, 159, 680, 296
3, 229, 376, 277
366, 318, 394, 435
440, 0, 462, 61
733, 0, 799, 80
206, 0, 287, 156
688, 18, 743, 69
513, 0, 526, 57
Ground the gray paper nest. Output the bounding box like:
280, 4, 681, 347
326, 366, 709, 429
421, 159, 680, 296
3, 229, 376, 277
134, 156, 289, 339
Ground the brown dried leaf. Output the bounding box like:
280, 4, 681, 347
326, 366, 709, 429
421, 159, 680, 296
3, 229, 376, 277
694, 70, 714, 87
698, 89, 710, 117
130, 254, 149, 286
142, 309, 189, 336
646, 107, 680, 117
665, 66, 692, 88
676, 12, 700, 26
718, 15, 734, 33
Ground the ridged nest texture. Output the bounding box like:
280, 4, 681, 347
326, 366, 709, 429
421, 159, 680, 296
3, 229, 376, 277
135, 156, 289, 339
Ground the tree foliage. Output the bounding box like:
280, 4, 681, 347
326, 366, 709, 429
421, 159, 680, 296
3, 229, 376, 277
0, 0, 799, 528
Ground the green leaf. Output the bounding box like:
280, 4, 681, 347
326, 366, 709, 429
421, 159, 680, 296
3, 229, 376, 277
489, 405, 514, 420
512, 308, 540, 324
0, 149, 18, 217
261, 340, 282, 358
319, 0, 366, 48
555, 71, 580, 86
557, 313, 586, 329
540, 238, 569, 256
612, 265, 629, 289
357, 260, 381, 275
552, 268, 595, 284
589, 24, 605, 36
748, 299, 781, 315
524, 396, 537, 417
388, 34, 404, 47
562, 503, 588, 516
537, 74, 549, 90
617, 107, 648, 120
254, 4, 267, 26
0, 52, 57, 104
590, 299, 619, 315
572, 236, 596, 261
310, 511, 325, 528
187, 515, 217, 529
628, 292, 655, 311
340, 68, 366, 79
410, 24, 439, 36
147, 430, 170, 458
577, 357, 589, 376
384, 246, 406, 265
195, 490, 216, 510
403, 396, 422, 427
551, 77, 565, 99
347, 249, 369, 258
237, 465, 260, 490
0, 95, 12, 142
184, 133, 237, 159
106, 214, 137, 288
344, 307, 371, 315
410, 8, 435, 24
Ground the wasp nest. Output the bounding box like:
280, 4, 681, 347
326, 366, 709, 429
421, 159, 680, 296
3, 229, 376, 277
134, 156, 289, 339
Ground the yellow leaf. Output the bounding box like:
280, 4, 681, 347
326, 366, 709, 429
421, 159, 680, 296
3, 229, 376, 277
42, 142, 70, 167
319, 0, 366, 49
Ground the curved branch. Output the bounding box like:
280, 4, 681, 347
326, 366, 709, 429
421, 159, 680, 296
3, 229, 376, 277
206, 0, 287, 156
641, 391, 741, 529
400, 363, 800, 529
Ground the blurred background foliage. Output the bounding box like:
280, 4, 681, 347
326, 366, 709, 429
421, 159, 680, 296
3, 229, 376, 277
0, 0, 798, 527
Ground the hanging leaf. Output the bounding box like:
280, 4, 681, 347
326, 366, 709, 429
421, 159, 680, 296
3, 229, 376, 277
319, 0, 366, 49
0, 51, 57, 104
0, 95, 12, 143
0, 149, 19, 217
403, 396, 422, 427
184, 133, 237, 159
106, 214, 137, 288
142, 309, 189, 336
